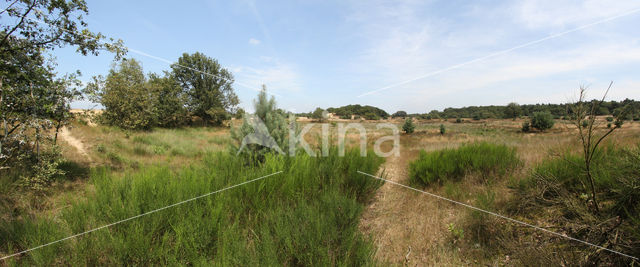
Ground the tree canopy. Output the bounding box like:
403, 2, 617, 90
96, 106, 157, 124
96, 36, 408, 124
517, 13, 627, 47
172, 52, 239, 125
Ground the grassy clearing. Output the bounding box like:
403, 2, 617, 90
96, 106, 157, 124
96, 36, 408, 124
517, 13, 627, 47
0, 147, 384, 265
409, 142, 520, 186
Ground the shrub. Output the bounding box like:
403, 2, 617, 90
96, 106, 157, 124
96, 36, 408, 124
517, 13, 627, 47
402, 118, 415, 134
606, 116, 614, 122
521, 121, 530, 132
18, 148, 66, 192
409, 142, 520, 186
455, 117, 462, 123
2, 147, 384, 265
510, 145, 640, 265
530, 112, 554, 131
439, 124, 446, 135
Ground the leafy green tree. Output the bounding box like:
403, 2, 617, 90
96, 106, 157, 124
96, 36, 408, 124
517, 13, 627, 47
172, 52, 239, 125
1, 0, 124, 174
86, 59, 156, 130
311, 107, 326, 122
147, 73, 189, 127
530, 111, 555, 131
504, 102, 521, 119
402, 118, 415, 134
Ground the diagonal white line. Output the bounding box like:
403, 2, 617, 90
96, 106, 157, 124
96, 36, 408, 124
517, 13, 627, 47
0, 171, 283, 261
357, 7, 640, 98
357, 170, 639, 261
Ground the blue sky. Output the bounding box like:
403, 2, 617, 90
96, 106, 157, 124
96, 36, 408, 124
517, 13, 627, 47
52, 0, 640, 113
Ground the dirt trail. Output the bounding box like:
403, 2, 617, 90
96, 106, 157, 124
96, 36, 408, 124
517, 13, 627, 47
360, 153, 464, 265
59, 127, 89, 157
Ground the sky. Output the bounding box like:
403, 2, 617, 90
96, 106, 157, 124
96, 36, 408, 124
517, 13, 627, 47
47, 0, 640, 114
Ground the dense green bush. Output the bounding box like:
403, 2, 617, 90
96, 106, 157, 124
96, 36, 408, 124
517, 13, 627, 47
402, 118, 415, 134
0, 147, 384, 265
440, 124, 446, 135
409, 142, 520, 186
530, 111, 555, 131
521, 121, 530, 132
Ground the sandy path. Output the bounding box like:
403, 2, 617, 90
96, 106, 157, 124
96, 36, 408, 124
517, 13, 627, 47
59, 127, 89, 157
360, 154, 464, 265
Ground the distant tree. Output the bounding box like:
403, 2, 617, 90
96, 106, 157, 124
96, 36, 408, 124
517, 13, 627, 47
234, 108, 245, 119
455, 117, 462, 123
392, 111, 408, 118
530, 111, 555, 131
504, 102, 521, 119
521, 121, 530, 132
172, 52, 239, 125
311, 107, 326, 122
363, 112, 379, 120
402, 118, 415, 134
440, 124, 446, 135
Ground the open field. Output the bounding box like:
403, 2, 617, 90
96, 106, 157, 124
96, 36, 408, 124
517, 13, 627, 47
2, 116, 639, 265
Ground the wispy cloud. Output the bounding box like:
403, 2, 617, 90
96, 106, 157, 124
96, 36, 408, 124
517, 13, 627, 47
234, 58, 302, 93
248, 38, 261, 45
342, 0, 640, 111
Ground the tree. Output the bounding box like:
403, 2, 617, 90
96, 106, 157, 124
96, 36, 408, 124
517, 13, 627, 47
439, 124, 446, 135
172, 52, 239, 125
402, 118, 415, 134
569, 83, 629, 212
1, 0, 124, 173
234, 108, 245, 119
504, 102, 521, 119
147, 73, 189, 127
86, 59, 156, 130
530, 112, 554, 131
311, 107, 326, 122
392, 111, 408, 118
85, 60, 191, 130
231, 85, 293, 163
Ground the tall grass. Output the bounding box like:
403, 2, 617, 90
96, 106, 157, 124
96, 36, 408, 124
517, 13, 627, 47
0, 147, 383, 265
409, 142, 520, 186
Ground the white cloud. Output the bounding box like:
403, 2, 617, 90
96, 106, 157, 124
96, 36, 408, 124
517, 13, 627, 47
342, 0, 640, 112
511, 0, 640, 29
248, 38, 261, 45
234, 59, 302, 93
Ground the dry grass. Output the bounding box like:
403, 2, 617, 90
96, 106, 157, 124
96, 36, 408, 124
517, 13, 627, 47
357, 118, 640, 266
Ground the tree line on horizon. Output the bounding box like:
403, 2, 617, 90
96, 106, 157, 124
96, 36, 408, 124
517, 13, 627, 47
300, 99, 640, 121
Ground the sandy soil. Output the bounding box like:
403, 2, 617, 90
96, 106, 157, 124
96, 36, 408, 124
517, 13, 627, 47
59, 127, 89, 158
359, 152, 465, 266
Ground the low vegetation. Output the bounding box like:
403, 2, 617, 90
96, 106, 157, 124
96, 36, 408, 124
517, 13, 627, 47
0, 147, 383, 265
409, 142, 520, 186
